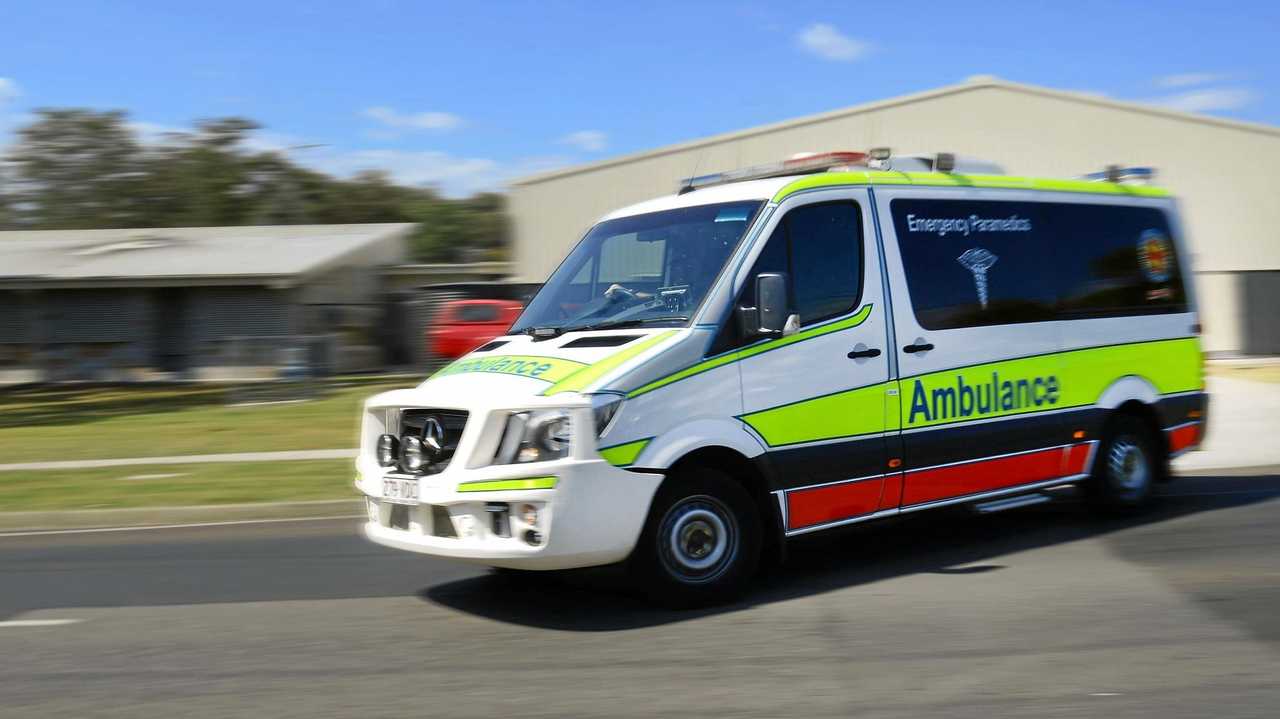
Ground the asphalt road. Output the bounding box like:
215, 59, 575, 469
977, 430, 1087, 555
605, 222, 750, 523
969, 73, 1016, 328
2, 469, 1278, 719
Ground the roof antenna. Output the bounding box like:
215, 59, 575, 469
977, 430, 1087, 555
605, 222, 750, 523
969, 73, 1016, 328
678, 151, 706, 195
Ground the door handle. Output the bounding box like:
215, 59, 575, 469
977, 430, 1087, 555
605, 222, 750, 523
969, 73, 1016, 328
847, 347, 881, 359
903, 342, 934, 353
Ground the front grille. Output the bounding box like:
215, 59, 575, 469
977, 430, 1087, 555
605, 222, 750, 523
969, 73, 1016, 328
398, 409, 468, 475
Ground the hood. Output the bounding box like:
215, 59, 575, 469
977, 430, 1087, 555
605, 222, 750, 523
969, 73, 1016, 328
417, 329, 682, 401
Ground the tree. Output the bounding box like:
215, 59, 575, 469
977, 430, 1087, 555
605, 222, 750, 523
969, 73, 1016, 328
0, 108, 511, 263
7, 109, 144, 228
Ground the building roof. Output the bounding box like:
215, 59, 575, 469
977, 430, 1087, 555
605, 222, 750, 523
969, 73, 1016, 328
0, 223, 415, 287
513, 77, 1280, 187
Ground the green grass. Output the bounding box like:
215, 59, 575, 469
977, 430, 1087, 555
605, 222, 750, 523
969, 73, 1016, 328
0, 377, 414, 463
0, 459, 357, 512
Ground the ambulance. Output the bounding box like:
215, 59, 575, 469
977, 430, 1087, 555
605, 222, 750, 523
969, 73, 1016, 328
357, 151, 1207, 605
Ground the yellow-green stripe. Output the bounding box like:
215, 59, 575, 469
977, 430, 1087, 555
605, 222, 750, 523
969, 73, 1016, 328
628, 304, 873, 398
773, 171, 1170, 203
457, 476, 557, 492
431, 355, 588, 383
542, 331, 679, 396
598, 438, 651, 467
740, 381, 891, 447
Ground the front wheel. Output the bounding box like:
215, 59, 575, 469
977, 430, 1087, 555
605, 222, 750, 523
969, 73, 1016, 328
630, 469, 761, 608
1086, 414, 1160, 514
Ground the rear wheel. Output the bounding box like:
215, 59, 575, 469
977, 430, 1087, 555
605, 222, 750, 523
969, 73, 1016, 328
630, 469, 761, 608
1087, 414, 1160, 514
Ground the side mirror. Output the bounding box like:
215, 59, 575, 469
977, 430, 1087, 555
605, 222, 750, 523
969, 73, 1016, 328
756, 273, 789, 334
738, 273, 798, 337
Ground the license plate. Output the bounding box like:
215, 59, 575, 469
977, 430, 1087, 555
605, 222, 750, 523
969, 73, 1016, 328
382, 477, 419, 505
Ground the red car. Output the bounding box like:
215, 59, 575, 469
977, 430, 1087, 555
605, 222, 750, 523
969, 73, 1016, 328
427, 299, 524, 360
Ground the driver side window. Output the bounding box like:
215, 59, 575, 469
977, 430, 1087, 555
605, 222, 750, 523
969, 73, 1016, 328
714, 200, 863, 351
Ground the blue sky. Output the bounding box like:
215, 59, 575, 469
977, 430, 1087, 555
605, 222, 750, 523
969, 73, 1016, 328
1, 1, 1277, 196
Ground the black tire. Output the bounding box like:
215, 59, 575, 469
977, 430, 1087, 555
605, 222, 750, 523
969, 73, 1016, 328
629, 468, 762, 608
1086, 414, 1160, 514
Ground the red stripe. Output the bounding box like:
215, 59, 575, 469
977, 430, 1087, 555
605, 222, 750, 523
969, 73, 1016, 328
1168, 423, 1200, 453
901, 447, 1068, 506
787, 478, 882, 530
1064, 442, 1093, 475
878, 473, 904, 510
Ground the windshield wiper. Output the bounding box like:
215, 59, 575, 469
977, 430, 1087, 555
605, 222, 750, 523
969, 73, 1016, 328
522, 316, 688, 340
560, 316, 689, 333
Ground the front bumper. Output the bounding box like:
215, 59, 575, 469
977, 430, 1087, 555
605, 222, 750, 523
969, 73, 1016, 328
358, 459, 663, 571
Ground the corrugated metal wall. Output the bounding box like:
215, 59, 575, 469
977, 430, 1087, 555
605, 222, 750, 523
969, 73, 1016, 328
0, 291, 33, 345
509, 82, 1280, 354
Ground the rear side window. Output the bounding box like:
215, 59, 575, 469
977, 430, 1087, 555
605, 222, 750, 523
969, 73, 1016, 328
1051, 204, 1188, 317
891, 199, 1056, 330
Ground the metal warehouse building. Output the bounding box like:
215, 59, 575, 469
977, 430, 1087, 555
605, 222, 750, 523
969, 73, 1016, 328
510, 77, 1280, 356
0, 223, 413, 382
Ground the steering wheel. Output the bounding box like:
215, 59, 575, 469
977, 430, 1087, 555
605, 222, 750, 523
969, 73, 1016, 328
604, 284, 641, 303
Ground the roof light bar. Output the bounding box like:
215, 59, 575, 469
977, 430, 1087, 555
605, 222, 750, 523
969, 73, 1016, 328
1081, 166, 1157, 183
678, 151, 868, 192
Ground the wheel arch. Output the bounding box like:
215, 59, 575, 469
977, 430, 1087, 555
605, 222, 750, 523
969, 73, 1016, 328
664, 445, 786, 567
1097, 398, 1170, 482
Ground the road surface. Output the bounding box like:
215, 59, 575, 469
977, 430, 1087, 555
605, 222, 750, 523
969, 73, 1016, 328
2, 469, 1278, 718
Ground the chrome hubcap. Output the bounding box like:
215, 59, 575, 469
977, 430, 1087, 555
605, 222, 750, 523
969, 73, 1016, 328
659, 496, 737, 583
1108, 437, 1150, 492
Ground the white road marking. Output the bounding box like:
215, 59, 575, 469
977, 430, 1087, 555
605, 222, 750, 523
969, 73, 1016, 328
120, 473, 189, 481
0, 619, 83, 628
0, 514, 363, 538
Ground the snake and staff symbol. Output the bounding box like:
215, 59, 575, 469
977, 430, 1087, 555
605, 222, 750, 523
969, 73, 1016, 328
957, 248, 999, 309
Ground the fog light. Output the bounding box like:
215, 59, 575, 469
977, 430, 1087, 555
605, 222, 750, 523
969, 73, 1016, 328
519, 503, 538, 526
523, 530, 542, 546
376, 434, 399, 467
400, 435, 428, 473
366, 498, 379, 522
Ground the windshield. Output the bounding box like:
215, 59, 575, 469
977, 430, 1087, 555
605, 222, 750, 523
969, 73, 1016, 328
512, 200, 764, 335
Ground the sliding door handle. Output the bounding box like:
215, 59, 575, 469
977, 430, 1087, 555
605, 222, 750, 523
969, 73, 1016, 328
847, 346, 882, 359
903, 342, 934, 354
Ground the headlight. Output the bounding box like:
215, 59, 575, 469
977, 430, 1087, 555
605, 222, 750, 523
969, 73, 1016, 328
589, 393, 624, 437
399, 435, 429, 473
376, 434, 399, 467
493, 409, 572, 464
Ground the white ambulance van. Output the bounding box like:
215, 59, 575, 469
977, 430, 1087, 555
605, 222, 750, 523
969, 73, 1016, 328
357, 152, 1207, 605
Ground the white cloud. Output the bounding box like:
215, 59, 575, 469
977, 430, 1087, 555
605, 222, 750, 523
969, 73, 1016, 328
557, 129, 608, 153
0, 77, 20, 104
1155, 72, 1229, 89
1146, 87, 1257, 113
361, 106, 462, 132
797, 23, 868, 62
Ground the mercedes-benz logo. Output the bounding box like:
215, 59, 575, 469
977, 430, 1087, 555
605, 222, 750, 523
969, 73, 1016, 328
420, 416, 445, 460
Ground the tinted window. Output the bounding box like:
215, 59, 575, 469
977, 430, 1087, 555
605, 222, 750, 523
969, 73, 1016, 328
892, 199, 1056, 330
1052, 204, 1187, 317
744, 202, 862, 323
456, 305, 500, 322
713, 201, 862, 352
787, 202, 863, 323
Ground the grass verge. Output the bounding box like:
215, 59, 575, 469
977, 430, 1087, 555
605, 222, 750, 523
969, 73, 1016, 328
0, 459, 356, 512
0, 377, 413, 463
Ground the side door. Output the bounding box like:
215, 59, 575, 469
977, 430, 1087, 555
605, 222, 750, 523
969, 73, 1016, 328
876, 189, 1071, 510
733, 189, 896, 534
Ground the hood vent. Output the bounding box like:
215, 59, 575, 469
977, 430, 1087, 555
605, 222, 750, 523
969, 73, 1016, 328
560, 335, 642, 349
473, 339, 509, 352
